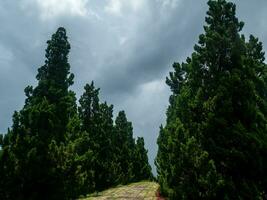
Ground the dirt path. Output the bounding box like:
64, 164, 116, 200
79, 181, 160, 200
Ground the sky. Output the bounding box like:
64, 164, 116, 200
0, 0, 267, 174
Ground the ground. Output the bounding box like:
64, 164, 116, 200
79, 181, 162, 200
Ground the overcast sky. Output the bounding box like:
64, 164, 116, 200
0, 0, 267, 173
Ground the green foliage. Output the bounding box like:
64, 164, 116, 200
78, 82, 115, 191
0, 134, 2, 146
156, 120, 223, 200
133, 137, 153, 182
0, 27, 152, 199
156, 0, 267, 199
113, 111, 136, 184
0, 27, 76, 200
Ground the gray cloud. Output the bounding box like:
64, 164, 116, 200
0, 0, 267, 173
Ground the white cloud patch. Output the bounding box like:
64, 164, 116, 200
23, 0, 90, 20
105, 0, 145, 16
119, 36, 128, 45
157, 0, 180, 9
105, 0, 122, 15
0, 44, 14, 66
116, 79, 169, 174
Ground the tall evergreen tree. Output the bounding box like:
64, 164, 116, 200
114, 111, 135, 184
0, 27, 75, 200
0, 26, 153, 200
78, 82, 115, 191
79, 82, 100, 135
132, 137, 153, 182
156, 0, 267, 199
99, 102, 117, 186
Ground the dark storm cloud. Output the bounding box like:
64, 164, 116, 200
93, 0, 208, 97
0, 0, 267, 173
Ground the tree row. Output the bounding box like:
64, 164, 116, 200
0, 27, 152, 200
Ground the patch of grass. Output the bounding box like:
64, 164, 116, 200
79, 181, 159, 200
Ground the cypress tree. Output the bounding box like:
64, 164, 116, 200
0, 26, 153, 200
132, 137, 153, 182
79, 82, 100, 135
156, 0, 267, 199
0, 27, 75, 200
114, 111, 135, 184
78, 82, 115, 191
99, 102, 116, 186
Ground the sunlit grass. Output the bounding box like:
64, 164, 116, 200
79, 181, 159, 200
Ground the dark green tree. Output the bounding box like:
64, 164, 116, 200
0, 129, 19, 200
0, 134, 2, 146
156, 120, 223, 199
79, 82, 100, 134
132, 137, 153, 182
156, 0, 267, 199
0, 26, 153, 200
0, 27, 76, 200
98, 102, 117, 186
114, 111, 135, 184
78, 82, 115, 191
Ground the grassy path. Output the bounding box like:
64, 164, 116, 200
79, 181, 160, 200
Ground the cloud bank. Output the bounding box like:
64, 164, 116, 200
0, 0, 266, 173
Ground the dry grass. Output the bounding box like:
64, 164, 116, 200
79, 181, 160, 200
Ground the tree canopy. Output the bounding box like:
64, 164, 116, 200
0, 27, 152, 200
156, 0, 267, 199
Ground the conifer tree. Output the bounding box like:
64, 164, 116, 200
156, 0, 267, 199
99, 102, 116, 186
0, 27, 75, 200
78, 82, 115, 191
132, 137, 153, 182
0, 26, 153, 199
114, 111, 135, 184
79, 82, 100, 134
